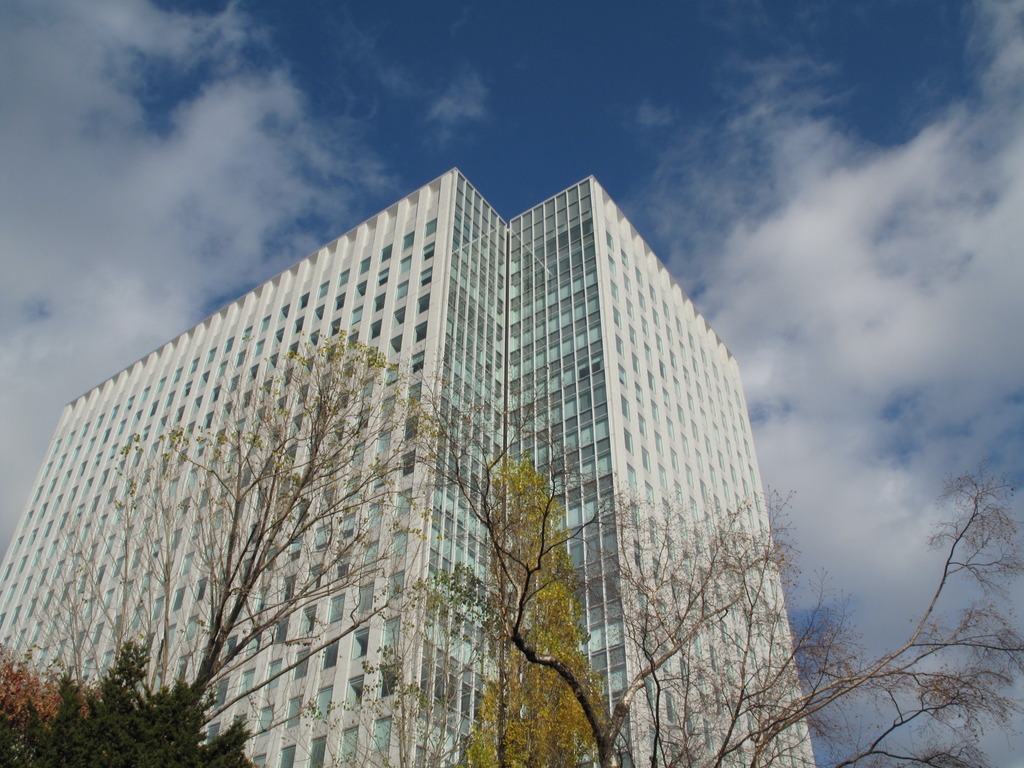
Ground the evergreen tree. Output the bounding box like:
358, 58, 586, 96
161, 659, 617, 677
7, 643, 252, 768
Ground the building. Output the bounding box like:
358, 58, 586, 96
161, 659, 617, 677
0, 170, 810, 767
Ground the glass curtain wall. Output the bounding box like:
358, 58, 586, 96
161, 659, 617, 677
508, 180, 625, 702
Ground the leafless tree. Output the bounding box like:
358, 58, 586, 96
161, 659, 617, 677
615, 471, 1023, 768
436, 411, 1022, 768
328, 564, 487, 768
616, 497, 814, 768
788, 471, 1024, 768
38, 339, 420, 719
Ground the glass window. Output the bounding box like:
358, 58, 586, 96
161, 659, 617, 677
267, 659, 282, 689
293, 651, 309, 680
286, 697, 300, 728
258, 706, 272, 732
380, 665, 397, 697
341, 728, 358, 762
329, 595, 345, 622
316, 686, 333, 717
348, 676, 364, 704
358, 584, 374, 612
383, 616, 400, 648
310, 737, 327, 768
323, 640, 339, 669
355, 628, 369, 657
373, 718, 392, 753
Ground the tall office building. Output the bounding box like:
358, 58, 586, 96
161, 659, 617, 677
0, 170, 809, 767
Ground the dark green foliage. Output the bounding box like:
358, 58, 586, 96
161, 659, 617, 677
0, 715, 24, 768
4, 643, 252, 768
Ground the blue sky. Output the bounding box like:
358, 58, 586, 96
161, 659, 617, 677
1, 0, 1022, 762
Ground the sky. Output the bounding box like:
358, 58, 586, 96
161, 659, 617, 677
1, 0, 1022, 762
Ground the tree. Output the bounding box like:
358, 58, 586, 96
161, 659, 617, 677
328, 460, 597, 768
588, 471, 1022, 768
332, 565, 488, 768
37, 339, 418, 721
611, 496, 814, 768
464, 459, 597, 768
6, 642, 252, 768
786, 471, 1024, 768
0, 645, 61, 765
441, 421, 1023, 768
428, 423, 618, 765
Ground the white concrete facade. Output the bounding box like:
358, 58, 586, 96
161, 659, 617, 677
0, 170, 806, 767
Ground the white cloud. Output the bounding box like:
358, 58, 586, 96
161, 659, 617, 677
635, 99, 675, 129
641, 0, 1024, 761
0, 0, 392, 551
426, 69, 488, 144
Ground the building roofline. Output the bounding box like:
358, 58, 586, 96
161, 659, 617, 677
63, 168, 735, 409
64, 169, 466, 408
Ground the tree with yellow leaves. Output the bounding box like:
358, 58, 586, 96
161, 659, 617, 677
464, 459, 597, 768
